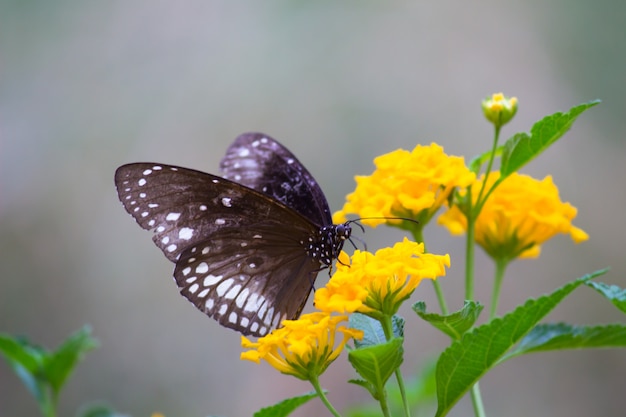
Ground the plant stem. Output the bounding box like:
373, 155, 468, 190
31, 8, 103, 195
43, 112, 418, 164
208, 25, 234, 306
464, 214, 476, 301
412, 229, 449, 315
310, 375, 343, 417
470, 382, 487, 417
381, 315, 411, 417
490, 258, 509, 319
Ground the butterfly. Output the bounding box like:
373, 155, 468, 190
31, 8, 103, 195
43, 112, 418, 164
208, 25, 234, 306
114, 133, 352, 337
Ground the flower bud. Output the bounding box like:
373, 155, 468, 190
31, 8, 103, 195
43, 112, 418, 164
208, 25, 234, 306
482, 93, 518, 127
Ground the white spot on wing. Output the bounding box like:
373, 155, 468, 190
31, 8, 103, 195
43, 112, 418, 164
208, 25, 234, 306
200, 205, 208, 211
138, 178, 146, 186
143, 169, 152, 175
205, 299, 214, 310
221, 197, 232, 207
182, 267, 191, 276
219, 304, 227, 315
198, 288, 210, 298
224, 285, 241, 300
238, 148, 250, 157
185, 276, 197, 283
179, 227, 194, 240
189, 283, 199, 293
161, 236, 169, 244
235, 288, 250, 308
196, 262, 209, 274
167, 244, 177, 252
229, 312, 238, 323
215, 219, 226, 225
216, 279, 233, 296
166, 213, 181, 221
203, 274, 222, 287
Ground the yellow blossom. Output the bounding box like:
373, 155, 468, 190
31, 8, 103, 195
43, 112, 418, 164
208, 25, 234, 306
438, 172, 588, 260
482, 92, 518, 126
315, 238, 450, 317
240, 312, 362, 380
333, 143, 475, 228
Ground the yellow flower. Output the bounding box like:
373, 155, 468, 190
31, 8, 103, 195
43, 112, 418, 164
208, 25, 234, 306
482, 92, 518, 127
315, 238, 450, 317
240, 312, 362, 380
438, 172, 588, 260
333, 143, 475, 228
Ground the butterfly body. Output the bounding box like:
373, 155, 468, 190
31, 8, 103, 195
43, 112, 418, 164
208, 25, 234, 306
115, 133, 350, 337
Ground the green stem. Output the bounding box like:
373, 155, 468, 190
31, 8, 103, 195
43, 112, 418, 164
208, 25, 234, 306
464, 213, 476, 301
381, 315, 410, 417
470, 382, 487, 417
490, 258, 509, 320
310, 375, 343, 417
475, 124, 501, 208
431, 280, 449, 315
39, 390, 57, 417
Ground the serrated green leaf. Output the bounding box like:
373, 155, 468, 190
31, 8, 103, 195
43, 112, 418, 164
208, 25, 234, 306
348, 378, 377, 398
350, 313, 404, 348
253, 391, 319, 417
413, 301, 483, 340
45, 326, 98, 396
349, 337, 403, 400
502, 323, 626, 362
500, 100, 600, 178
434, 268, 607, 417
585, 280, 626, 314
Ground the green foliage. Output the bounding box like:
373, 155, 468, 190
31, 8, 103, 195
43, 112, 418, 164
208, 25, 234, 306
499, 100, 600, 178
585, 280, 626, 313
503, 323, 626, 361
434, 269, 608, 417
253, 391, 320, 417
0, 326, 98, 417
413, 301, 483, 340
348, 338, 404, 401
350, 313, 404, 348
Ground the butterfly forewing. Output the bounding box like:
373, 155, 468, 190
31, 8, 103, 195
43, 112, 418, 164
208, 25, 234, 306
220, 133, 332, 226
115, 163, 324, 336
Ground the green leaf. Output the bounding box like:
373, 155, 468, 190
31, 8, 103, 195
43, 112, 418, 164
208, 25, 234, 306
434, 268, 607, 417
468, 146, 504, 174
502, 323, 626, 361
413, 301, 483, 340
348, 338, 404, 400
253, 391, 319, 417
350, 313, 404, 348
585, 280, 626, 314
44, 326, 98, 397
500, 100, 600, 178
0, 334, 48, 405
76, 403, 131, 417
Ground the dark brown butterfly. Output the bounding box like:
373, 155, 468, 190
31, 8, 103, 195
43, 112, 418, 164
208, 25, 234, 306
114, 133, 351, 337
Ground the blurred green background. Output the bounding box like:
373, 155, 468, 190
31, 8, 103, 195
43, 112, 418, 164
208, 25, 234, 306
1, 2, 625, 416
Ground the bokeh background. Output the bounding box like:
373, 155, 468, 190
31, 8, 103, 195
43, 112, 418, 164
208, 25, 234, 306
1, 2, 625, 416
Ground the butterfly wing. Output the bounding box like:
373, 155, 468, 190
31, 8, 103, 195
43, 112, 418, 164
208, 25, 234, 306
220, 132, 333, 226
114, 163, 322, 336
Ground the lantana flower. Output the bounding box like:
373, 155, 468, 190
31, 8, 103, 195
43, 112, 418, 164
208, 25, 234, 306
240, 312, 362, 380
315, 238, 450, 318
333, 143, 475, 228
438, 171, 589, 261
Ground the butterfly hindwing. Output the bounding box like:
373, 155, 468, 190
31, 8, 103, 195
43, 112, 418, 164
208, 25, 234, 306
220, 133, 332, 226
173, 226, 320, 336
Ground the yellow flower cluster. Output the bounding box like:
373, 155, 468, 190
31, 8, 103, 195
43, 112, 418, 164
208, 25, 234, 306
240, 312, 363, 380
439, 172, 588, 260
315, 238, 450, 317
333, 143, 475, 227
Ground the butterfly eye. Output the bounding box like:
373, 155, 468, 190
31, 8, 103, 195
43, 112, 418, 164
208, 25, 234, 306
115, 132, 349, 337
